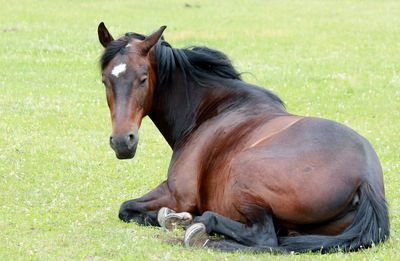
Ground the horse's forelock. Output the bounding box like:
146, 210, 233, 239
100, 33, 147, 70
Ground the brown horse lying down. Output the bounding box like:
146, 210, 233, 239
97, 23, 389, 253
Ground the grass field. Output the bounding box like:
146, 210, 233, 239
1, 0, 399, 260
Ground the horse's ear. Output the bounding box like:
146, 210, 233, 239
98, 22, 114, 48
142, 26, 167, 54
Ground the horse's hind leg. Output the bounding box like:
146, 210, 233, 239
185, 211, 278, 249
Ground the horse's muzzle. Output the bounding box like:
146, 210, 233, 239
109, 133, 138, 159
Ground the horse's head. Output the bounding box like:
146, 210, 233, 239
98, 23, 166, 159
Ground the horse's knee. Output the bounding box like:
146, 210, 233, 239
119, 203, 138, 222
118, 200, 145, 223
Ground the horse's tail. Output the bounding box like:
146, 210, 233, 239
277, 182, 389, 253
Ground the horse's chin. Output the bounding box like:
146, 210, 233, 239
115, 152, 136, 160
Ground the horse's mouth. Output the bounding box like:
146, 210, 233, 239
113, 143, 137, 160
115, 151, 136, 159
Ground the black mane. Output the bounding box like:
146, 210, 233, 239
154, 40, 284, 107
100, 33, 284, 107
154, 41, 242, 84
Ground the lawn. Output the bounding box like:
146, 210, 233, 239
0, 0, 399, 260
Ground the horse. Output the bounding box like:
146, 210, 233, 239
97, 22, 389, 253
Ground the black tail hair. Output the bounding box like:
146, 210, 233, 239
208, 182, 389, 254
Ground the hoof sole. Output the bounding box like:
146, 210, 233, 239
184, 223, 209, 248
158, 207, 193, 231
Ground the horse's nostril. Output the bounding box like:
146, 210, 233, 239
129, 134, 135, 142
109, 136, 113, 144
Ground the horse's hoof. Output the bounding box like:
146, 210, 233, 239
164, 212, 193, 231
158, 207, 193, 231
157, 207, 175, 227
184, 223, 209, 248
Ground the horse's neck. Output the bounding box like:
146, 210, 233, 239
149, 79, 284, 149
149, 80, 203, 148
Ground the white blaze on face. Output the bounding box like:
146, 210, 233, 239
111, 63, 127, 78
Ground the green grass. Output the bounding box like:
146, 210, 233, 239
1, 0, 399, 260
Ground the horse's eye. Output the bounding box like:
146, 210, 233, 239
139, 76, 148, 86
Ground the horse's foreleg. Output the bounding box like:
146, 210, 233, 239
186, 211, 278, 249
118, 181, 176, 225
